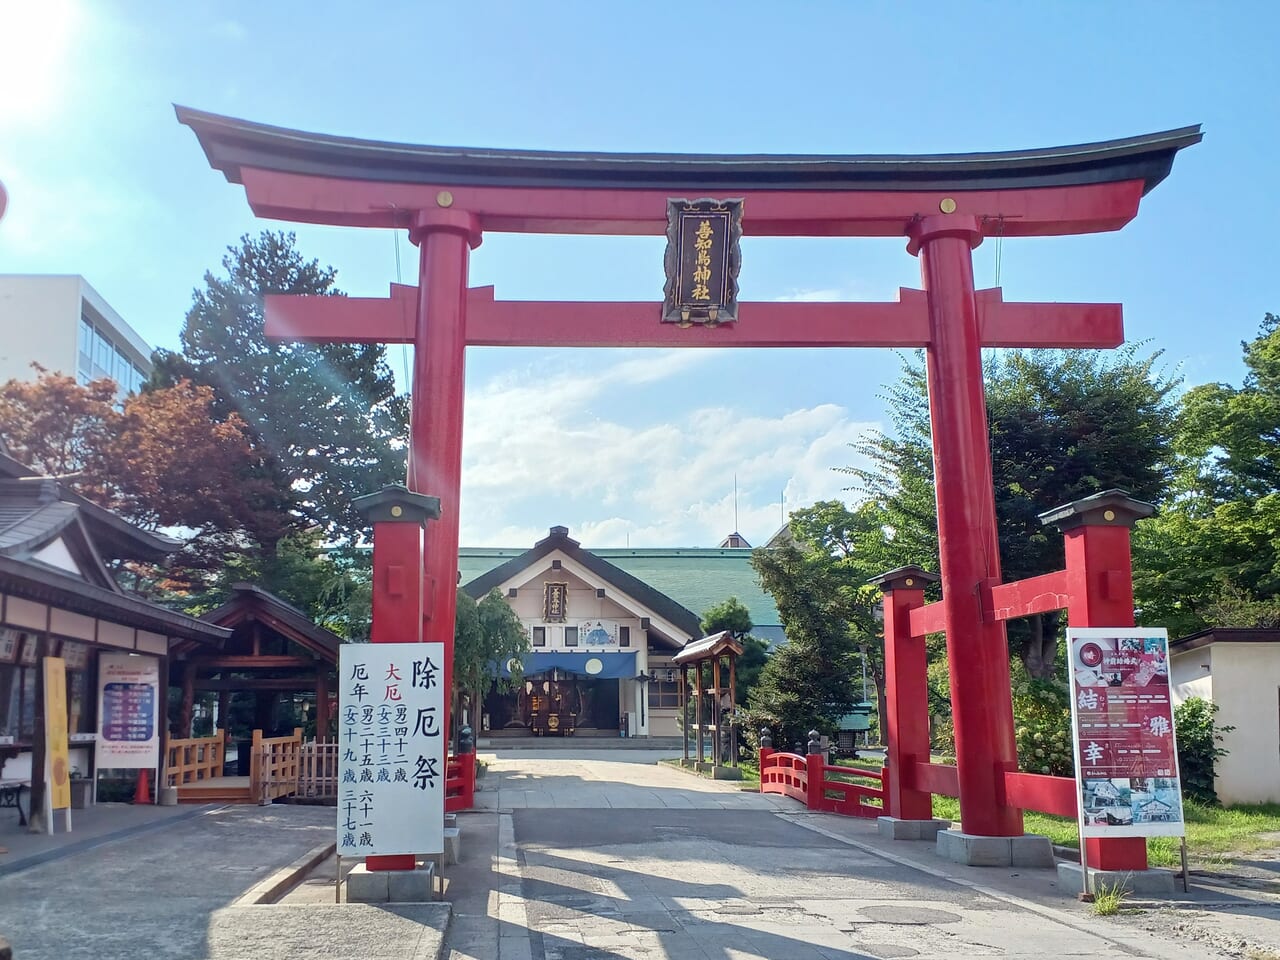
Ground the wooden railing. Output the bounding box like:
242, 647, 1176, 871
166, 732, 225, 787
251, 727, 303, 805
816, 762, 885, 818
759, 749, 810, 804
760, 748, 886, 819
445, 753, 476, 812
297, 737, 339, 801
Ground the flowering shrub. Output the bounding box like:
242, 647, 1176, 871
1013, 678, 1074, 777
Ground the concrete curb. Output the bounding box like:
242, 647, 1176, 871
233, 841, 336, 905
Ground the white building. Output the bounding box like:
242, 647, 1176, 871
0, 275, 151, 396
1170, 628, 1280, 805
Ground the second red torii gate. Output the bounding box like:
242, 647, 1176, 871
178, 107, 1199, 873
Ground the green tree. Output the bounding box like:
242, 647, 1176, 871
1173, 697, 1233, 805
170, 531, 373, 638
1134, 315, 1280, 635
847, 347, 1179, 678
151, 231, 409, 553
453, 588, 531, 740
0, 367, 271, 580
700, 597, 769, 707
748, 541, 863, 749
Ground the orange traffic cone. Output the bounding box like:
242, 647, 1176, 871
133, 768, 152, 805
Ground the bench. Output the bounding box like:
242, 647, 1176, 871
0, 780, 28, 826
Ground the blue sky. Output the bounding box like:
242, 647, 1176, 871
1, 2, 1276, 549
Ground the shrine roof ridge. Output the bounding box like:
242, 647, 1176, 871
176, 106, 1201, 196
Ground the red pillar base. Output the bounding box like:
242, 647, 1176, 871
1086, 836, 1147, 872
366, 854, 417, 871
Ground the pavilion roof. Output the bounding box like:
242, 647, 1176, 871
673, 631, 745, 664
199, 582, 343, 663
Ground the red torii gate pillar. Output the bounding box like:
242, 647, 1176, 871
405, 207, 482, 751
910, 215, 1022, 838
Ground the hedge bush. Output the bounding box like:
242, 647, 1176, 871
1174, 696, 1232, 805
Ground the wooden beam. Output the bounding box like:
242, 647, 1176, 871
239, 166, 1147, 237
907, 601, 947, 639
191, 655, 314, 669
194, 677, 319, 691
265, 285, 1122, 351
986, 570, 1071, 622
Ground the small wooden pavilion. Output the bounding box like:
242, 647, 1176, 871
169, 583, 340, 742
673, 631, 743, 777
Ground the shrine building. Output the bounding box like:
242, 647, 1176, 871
460, 525, 777, 739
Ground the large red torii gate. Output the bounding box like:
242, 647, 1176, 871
178, 108, 1199, 873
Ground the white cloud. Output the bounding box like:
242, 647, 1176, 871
772, 288, 844, 302
459, 352, 878, 548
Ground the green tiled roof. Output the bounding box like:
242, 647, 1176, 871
458, 546, 781, 631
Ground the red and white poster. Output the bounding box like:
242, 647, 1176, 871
1067, 627, 1185, 839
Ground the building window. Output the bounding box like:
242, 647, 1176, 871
531, 626, 546, 647
651, 679, 683, 708
93, 327, 111, 377
113, 349, 131, 389
78, 317, 93, 377
619, 626, 631, 648
0, 630, 37, 742
564, 627, 579, 647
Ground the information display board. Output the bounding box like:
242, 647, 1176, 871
337, 643, 445, 856
1067, 627, 1185, 839
96, 653, 160, 768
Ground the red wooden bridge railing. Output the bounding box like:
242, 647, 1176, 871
759, 746, 886, 819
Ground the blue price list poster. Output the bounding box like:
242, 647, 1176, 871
102, 682, 155, 742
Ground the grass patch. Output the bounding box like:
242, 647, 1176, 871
928, 795, 1280, 868
1090, 880, 1129, 916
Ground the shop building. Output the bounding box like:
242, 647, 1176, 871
0, 442, 227, 802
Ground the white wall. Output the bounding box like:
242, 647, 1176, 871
1170, 646, 1213, 705
1211, 644, 1280, 805
0, 275, 81, 382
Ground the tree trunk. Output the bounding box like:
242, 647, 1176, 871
1020, 613, 1060, 680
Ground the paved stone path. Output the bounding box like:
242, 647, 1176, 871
442, 749, 1275, 960
0, 804, 333, 960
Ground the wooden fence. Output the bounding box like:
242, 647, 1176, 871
252, 727, 304, 805
297, 737, 340, 801
165, 732, 225, 787
445, 753, 476, 812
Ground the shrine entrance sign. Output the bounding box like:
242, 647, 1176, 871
178, 107, 1199, 873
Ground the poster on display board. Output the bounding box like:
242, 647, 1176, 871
337, 642, 445, 857
1067, 627, 1185, 839
96, 652, 160, 768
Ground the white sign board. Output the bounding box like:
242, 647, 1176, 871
96, 653, 160, 768
1068, 627, 1185, 839
338, 642, 445, 856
